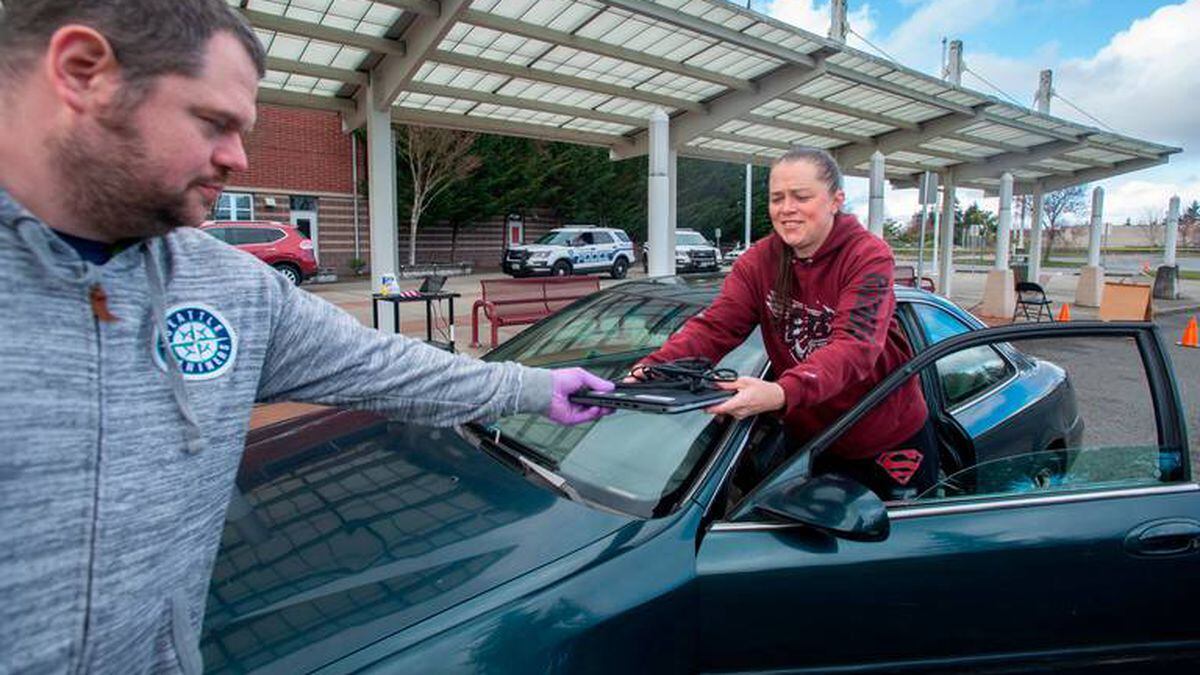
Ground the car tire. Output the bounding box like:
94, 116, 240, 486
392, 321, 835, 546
610, 257, 629, 279
550, 260, 572, 277
273, 263, 302, 286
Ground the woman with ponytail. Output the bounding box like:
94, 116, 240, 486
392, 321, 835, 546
636, 146, 934, 500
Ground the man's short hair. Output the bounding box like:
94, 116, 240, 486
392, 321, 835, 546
0, 0, 266, 99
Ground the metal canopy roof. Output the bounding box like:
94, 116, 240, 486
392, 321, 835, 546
239, 0, 1180, 194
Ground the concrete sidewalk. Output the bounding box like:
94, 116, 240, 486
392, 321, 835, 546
306, 267, 1200, 358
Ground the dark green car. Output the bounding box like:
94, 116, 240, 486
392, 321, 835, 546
202, 277, 1199, 673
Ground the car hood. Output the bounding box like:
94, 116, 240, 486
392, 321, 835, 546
510, 244, 558, 254
200, 410, 632, 673
677, 245, 716, 253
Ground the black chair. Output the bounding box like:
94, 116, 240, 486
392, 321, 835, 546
1012, 281, 1054, 322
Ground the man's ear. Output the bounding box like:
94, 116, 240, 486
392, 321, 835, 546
45, 25, 122, 114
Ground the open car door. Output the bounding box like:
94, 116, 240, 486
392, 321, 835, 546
695, 322, 1200, 673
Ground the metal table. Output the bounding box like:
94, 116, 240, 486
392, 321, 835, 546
371, 291, 461, 352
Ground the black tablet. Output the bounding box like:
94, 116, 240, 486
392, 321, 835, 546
569, 383, 733, 414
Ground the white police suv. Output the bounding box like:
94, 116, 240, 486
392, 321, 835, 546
641, 228, 722, 273
503, 226, 636, 279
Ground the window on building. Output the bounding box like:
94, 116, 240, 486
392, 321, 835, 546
214, 193, 253, 221
290, 196, 318, 211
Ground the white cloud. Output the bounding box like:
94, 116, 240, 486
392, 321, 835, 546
761, 1, 877, 49
1055, 1, 1200, 149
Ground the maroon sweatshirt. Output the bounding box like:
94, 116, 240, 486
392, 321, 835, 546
644, 213, 927, 460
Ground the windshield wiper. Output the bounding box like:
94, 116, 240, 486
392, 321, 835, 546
463, 424, 582, 502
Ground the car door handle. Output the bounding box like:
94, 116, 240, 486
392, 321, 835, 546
1124, 519, 1200, 557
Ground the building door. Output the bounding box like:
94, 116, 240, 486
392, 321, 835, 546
290, 196, 318, 260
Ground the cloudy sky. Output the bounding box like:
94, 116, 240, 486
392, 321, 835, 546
752, 0, 1198, 225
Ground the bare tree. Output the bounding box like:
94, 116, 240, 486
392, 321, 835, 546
1137, 207, 1164, 247
1040, 185, 1087, 261
395, 125, 481, 266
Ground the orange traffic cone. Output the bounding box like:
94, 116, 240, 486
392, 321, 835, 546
1056, 303, 1071, 321
1180, 316, 1199, 349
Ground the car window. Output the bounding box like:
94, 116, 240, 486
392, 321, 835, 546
678, 232, 708, 246
535, 231, 575, 246
486, 287, 768, 517
203, 227, 230, 243
911, 303, 1014, 408
241, 228, 285, 244
919, 334, 1183, 502
612, 231, 630, 243
591, 232, 613, 244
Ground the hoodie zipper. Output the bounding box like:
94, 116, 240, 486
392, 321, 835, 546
72, 285, 106, 675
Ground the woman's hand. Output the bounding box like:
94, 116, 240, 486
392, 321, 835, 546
706, 377, 786, 419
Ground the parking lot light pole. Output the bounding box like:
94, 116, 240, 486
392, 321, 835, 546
647, 108, 673, 277
744, 164, 752, 247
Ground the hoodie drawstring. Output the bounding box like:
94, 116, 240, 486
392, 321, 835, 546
144, 246, 206, 455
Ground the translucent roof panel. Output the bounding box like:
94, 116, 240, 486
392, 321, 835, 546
591, 5, 782, 79
256, 29, 371, 70
497, 80, 621, 111
394, 92, 477, 115
262, 70, 345, 95
242, 0, 403, 38
441, 24, 551, 65
693, 136, 782, 156
562, 119, 637, 135
469, 103, 575, 128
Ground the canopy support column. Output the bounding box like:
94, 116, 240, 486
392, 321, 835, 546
1154, 196, 1181, 300
868, 150, 885, 237
647, 109, 673, 277
1029, 182, 1045, 288
981, 172, 1015, 317
366, 88, 399, 331
937, 170, 956, 298
1076, 187, 1105, 307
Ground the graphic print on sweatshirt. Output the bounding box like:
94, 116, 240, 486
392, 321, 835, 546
151, 303, 239, 380
766, 290, 835, 362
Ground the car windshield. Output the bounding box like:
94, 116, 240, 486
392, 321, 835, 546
536, 231, 578, 246
678, 232, 709, 246
481, 282, 767, 518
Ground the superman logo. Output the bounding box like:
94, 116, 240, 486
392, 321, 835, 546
875, 449, 924, 485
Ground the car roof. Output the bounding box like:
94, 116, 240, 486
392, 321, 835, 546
199, 220, 294, 229
608, 274, 967, 316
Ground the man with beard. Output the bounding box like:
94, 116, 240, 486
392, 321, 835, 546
0, 2, 611, 673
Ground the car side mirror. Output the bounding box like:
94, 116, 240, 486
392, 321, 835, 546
746, 473, 890, 542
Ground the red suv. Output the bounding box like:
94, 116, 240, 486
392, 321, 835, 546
198, 221, 318, 285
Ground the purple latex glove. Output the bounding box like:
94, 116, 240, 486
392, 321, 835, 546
548, 368, 616, 426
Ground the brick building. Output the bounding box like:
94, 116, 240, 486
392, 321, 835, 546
221, 104, 369, 276
225, 104, 577, 276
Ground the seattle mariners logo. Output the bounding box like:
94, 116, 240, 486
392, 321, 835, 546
152, 304, 238, 380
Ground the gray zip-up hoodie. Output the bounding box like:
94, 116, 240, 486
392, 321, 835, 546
0, 189, 553, 675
